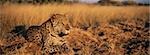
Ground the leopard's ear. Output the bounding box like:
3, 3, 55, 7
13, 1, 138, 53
51, 14, 64, 19
51, 14, 57, 19
63, 13, 69, 17
47, 13, 53, 20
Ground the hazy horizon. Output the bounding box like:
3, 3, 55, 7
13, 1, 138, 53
80, 0, 150, 4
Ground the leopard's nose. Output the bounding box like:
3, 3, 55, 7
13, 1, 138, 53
58, 31, 70, 37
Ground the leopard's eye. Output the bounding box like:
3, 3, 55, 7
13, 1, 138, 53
36, 36, 38, 37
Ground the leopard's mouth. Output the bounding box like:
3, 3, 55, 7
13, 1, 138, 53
58, 31, 69, 37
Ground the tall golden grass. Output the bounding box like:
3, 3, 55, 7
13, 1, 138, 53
0, 4, 149, 39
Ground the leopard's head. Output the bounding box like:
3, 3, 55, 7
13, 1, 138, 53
50, 14, 72, 37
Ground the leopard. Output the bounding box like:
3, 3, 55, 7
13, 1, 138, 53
25, 14, 71, 42
40, 14, 72, 54
25, 14, 72, 54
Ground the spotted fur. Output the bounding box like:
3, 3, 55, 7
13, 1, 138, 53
25, 14, 72, 54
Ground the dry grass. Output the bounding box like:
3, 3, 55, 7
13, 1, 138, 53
0, 4, 149, 37
0, 3, 149, 55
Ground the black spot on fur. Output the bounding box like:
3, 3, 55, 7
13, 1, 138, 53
144, 22, 150, 28
73, 48, 81, 52
98, 32, 104, 36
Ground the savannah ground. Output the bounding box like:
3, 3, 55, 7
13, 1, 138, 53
0, 3, 150, 55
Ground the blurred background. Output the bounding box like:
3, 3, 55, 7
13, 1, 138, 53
0, 0, 149, 6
